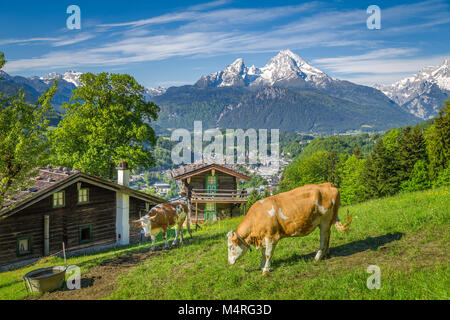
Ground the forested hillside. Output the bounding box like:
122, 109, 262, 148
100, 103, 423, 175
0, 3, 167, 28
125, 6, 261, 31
279, 100, 450, 205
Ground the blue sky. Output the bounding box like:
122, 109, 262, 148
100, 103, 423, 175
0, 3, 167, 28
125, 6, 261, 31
1, 0, 449, 87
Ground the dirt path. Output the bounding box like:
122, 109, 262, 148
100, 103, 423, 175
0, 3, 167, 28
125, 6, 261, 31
27, 246, 169, 300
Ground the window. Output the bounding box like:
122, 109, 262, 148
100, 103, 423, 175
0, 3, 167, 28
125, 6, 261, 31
78, 188, 89, 204
17, 237, 33, 256
53, 191, 65, 208
79, 225, 92, 244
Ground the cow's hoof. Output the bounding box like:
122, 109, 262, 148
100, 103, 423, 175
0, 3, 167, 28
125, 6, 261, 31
262, 270, 271, 276
150, 246, 156, 251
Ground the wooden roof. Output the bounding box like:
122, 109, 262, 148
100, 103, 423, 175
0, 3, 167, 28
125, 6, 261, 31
0, 166, 167, 219
171, 163, 251, 181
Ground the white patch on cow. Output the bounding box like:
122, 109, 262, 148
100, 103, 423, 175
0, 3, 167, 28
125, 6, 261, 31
332, 199, 335, 205
258, 199, 264, 204
278, 208, 288, 220
227, 231, 247, 265
315, 200, 328, 215
267, 206, 276, 217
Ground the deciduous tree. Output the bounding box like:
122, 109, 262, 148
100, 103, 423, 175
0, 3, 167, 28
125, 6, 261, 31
0, 53, 57, 209
48, 73, 160, 179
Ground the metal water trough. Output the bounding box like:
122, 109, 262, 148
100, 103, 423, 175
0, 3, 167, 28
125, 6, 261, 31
23, 266, 67, 294
23, 242, 68, 294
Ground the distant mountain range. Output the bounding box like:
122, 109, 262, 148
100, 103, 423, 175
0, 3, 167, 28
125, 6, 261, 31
0, 70, 80, 112
2, 50, 449, 134
374, 59, 450, 120
150, 50, 421, 133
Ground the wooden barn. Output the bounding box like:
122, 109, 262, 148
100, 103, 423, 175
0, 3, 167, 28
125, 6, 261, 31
0, 162, 166, 268
172, 163, 250, 222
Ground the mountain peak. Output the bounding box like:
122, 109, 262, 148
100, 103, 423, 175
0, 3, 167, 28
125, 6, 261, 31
196, 49, 330, 88
225, 58, 246, 74
374, 57, 450, 119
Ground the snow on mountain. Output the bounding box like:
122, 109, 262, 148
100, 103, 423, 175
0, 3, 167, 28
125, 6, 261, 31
374, 59, 450, 119
254, 50, 330, 87
146, 86, 167, 97
62, 70, 83, 87
195, 49, 331, 89
39, 70, 83, 87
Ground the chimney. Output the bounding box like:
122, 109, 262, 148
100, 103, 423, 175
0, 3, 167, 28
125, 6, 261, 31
117, 161, 130, 187
116, 161, 130, 245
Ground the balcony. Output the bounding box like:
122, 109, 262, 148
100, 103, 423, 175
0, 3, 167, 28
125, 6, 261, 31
191, 189, 248, 204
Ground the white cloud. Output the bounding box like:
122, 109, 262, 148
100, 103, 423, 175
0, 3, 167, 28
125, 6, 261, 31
2, 0, 449, 89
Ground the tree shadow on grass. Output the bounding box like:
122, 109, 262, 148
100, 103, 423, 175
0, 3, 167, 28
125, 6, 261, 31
275, 232, 404, 266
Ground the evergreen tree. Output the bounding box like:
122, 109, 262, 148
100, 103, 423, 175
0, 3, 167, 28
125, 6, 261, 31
426, 101, 450, 181
353, 145, 362, 159
400, 160, 431, 191
398, 125, 427, 181
362, 138, 402, 199
324, 150, 340, 186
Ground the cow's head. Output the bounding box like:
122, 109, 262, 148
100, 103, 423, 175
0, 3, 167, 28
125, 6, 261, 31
136, 215, 153, 237
227, 231, 249, 265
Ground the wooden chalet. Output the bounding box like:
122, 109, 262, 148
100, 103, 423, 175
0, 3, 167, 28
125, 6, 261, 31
0, 162, 166, 268
171, 163, 251, 222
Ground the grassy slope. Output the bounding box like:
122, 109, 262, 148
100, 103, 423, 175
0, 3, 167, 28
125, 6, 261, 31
108, 187, 449, 300
0, 187, 448, 300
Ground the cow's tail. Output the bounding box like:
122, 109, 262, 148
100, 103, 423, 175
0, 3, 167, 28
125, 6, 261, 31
186, 201, 193, 238
334, 209, 352, 232
332, 192, 351, 232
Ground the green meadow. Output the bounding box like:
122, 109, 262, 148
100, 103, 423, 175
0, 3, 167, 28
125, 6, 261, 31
1, 187, 449, 300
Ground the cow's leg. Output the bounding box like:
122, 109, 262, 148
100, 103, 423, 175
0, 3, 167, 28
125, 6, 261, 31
262, 238, 277, 275
163, 229, 169, 249
315, 218, 332, 261
259, 247, 266, 270
172, 227, 179, 247
179, 224, 184, 245
150, 235, 156, 251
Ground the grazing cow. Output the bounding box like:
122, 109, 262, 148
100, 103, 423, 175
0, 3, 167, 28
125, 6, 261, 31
227, 182, 351, 275
136, 201, 192, 250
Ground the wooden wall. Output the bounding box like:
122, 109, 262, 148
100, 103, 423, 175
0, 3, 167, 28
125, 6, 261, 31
0, 182, 116, 266
188, 170, 237, 190
128, 197, 149, 244
187, 169, 241, 223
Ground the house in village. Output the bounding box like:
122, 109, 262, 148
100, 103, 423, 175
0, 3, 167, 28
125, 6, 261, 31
153, 182, 171, 196
171, 163, 250, 222
0, 162, 166, 269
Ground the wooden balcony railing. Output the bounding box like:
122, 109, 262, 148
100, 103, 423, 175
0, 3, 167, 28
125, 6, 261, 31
191, 189, 248, 203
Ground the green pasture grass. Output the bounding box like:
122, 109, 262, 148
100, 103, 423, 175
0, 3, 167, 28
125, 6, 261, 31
0, 187, 448, 300
0, 230, 187, 300
108, 187, 449, 300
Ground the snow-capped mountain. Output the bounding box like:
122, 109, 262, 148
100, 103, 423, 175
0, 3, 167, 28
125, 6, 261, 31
39, 70, 83, 87
374, 59, 450, 119
146, 86, 167, 98
195, 50, 332, 89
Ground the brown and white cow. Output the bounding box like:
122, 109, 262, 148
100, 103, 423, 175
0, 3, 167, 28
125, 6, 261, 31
136, 201, 192, 250
227, 182, 351, 275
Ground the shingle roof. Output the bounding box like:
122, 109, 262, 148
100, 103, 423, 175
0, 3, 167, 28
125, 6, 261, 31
1, 166, 80, 209
1, 165, 167, 218
171, 162, 251, 181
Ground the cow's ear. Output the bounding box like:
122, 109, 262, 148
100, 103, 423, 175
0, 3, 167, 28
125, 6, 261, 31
231, 232, 239, 245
